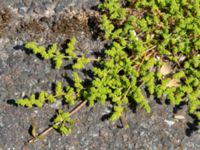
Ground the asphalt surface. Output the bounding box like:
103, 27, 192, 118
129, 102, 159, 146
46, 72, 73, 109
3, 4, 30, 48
0, 0, 200, 149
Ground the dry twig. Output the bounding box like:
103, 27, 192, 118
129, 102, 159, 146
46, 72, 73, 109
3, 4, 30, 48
28, 100, 87, 143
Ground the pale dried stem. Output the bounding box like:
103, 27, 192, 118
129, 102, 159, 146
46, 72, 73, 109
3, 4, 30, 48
28, 100, 87, 143
135, 45, 157, 71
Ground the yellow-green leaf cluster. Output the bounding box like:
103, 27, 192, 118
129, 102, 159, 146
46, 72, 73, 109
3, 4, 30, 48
16, 91, 56, 108
53, 110, 74, 135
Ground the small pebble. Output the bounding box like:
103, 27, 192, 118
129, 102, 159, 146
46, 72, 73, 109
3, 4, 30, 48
164, 119, 175, 127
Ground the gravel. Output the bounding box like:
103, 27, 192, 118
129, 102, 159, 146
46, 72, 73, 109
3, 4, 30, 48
0, 0, 200, 150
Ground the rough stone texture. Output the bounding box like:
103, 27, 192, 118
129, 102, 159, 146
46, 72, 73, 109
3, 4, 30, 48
0, 0, 200, 150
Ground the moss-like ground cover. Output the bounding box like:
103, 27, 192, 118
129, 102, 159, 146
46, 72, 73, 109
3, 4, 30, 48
16, 0, 200, 142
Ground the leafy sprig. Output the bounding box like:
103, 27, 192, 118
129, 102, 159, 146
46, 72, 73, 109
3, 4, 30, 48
16, 91, 56, 108
53, 110, 74, 135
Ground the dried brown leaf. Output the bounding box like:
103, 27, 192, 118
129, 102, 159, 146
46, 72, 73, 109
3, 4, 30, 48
160, 63, 172, 76
166, 79, 181, 87
31, 120, 37, 138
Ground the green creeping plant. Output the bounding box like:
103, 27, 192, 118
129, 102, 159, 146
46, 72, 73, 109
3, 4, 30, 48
98, 0, 127, 20
24, 37, 91, 70
16, 91, 56, 108
16, 37, 91, 136
16, 0, 200, 140
99, 14, 115, 39
98, 0, 200, 125
53, 110, 74, 135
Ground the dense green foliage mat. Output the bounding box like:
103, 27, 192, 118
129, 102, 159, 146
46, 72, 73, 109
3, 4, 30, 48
16, 0, 200, 141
